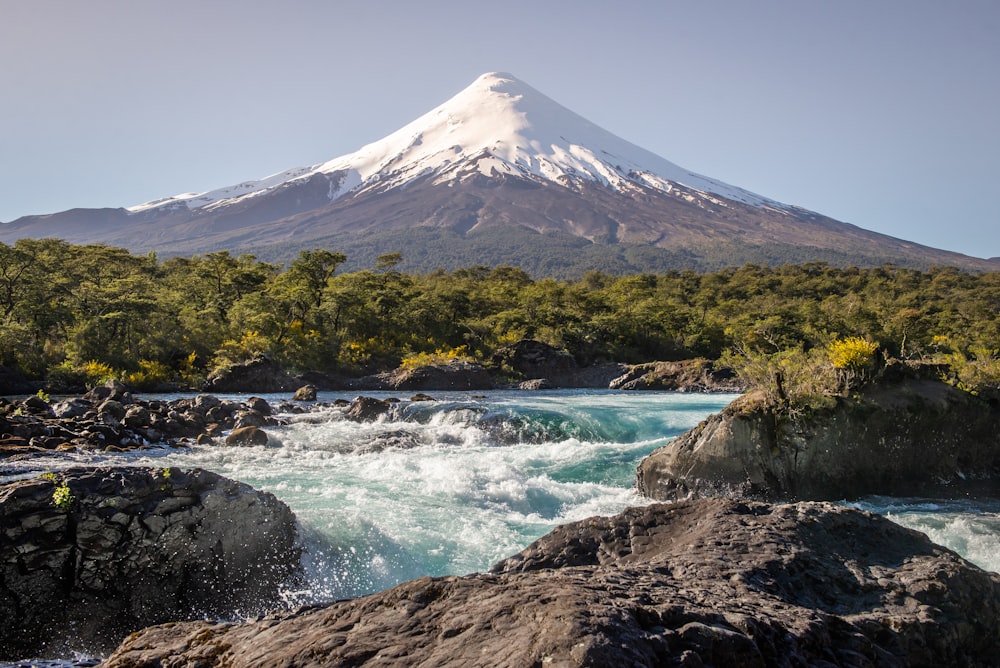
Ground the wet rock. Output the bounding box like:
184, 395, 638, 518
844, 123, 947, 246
292, 384, 318, 401
0, 466, 300, 659
246, 396, 272, 416
225, 425, 269, 446
103, 499, 1000, 667
345, 396, 395, 422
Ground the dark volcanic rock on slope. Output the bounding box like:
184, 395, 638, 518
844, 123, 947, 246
103, 499, 1000, 667
0, 467, 300, 659
637, 371, 1000, 502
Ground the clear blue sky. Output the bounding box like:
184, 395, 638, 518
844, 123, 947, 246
2, 0, 998, 259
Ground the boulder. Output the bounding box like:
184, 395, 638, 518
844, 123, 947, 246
103, 499, 1000, 667
202, 356, 298, 393
491, 339, 576, 376
345, 396, 395, 422
380, 360, 494, 391
225, 425, 270, 446
292, 384, 318, 401
83, 379, 131, 404
637, 376, 1000, 502
0, 466, 300, 659
490, 339, 624, 388
610, 358, 744, 392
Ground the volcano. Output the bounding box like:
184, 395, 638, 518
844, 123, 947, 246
2, 72, 995, 275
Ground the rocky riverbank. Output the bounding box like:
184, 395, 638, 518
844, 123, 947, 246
102, 498, 1000, 667
0, 466, 300, 659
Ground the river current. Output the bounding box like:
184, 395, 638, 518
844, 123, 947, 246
4, 389, 998, 664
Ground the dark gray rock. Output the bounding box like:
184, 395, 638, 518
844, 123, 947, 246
202, 356, 298, 393
103, 499, 1000, 667
637, 377, 1000, 502
345, 396, 395, 422
610, 358, 743, 392
379, 361, 494, 391
0, 466, 300, 659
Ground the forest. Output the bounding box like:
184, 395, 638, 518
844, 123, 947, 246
0, 238, 997, 393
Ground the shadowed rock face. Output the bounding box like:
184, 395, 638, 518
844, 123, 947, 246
0, 467, 300, 659
637, 377, 1000, 502
103, 499, 1000, 667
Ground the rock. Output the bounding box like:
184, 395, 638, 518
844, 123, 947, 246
225, 425, 270, 446
0, 365, 39, 395
50, 398, 91, 419
610, 358, 744, 392
103, 499, 1000, 667
245, 396, 272, 416
490, 340, 624, 388
97, 399, 127, 420
409, 393, 435, 402
202, 356, 298, 393
637, 376, 1000, 502
122, 405, 151, 429
22, 394, 51, 413
83, 379, 131, 404
344, 396, 395, 422
379, 360, 494, 391
0, 466, 300, 659
292, 384, 318, 401
492, 339, 577, 377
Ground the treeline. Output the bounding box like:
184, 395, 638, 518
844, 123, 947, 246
1, 239, 998, 390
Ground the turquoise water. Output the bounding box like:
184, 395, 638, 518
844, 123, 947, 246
113, 390, 738, 601
4, 388, 998, 665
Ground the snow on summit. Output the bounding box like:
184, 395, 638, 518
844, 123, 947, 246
129, 72, 780, 214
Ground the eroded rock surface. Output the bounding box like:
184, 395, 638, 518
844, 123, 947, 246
0, 466, 300, 658
103, 499, 1000, 667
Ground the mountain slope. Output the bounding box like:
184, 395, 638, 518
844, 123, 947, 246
2, 72, 996, 275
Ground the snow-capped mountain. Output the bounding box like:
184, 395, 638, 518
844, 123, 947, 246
2, 72, 996, 275
129, 72, 776, 216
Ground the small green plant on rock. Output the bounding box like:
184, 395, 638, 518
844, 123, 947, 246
52, 483, 75, 511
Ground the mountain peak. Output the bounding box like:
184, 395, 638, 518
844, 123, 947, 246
129, 72, 777, 214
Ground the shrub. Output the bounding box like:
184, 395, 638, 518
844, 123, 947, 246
46, 360, 119, 390
123, 359, 173, 390
399, 345, 473, 370
721, 344, 839, 411
828, 337, 879, 371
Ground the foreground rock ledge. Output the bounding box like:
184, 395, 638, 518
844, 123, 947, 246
105, 499, 1000, 667
0, 466, 300, 658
